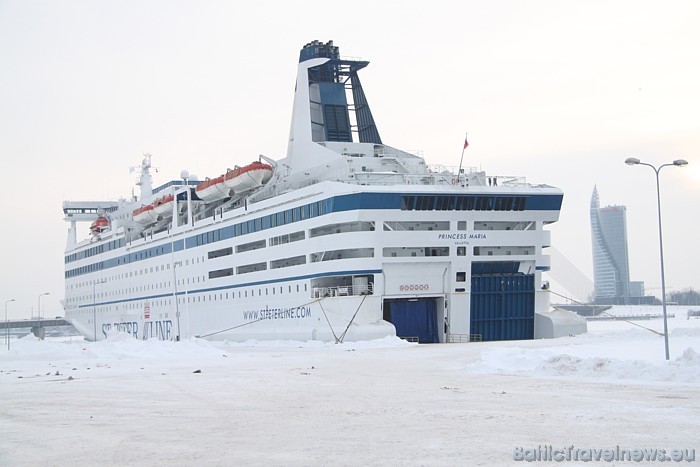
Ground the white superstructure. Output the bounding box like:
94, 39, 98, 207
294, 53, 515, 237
63, 41, 563, 343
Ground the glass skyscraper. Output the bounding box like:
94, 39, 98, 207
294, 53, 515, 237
590, 186, 631, 304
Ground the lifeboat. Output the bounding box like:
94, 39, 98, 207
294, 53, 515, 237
152, 194, 175, 219
223, 161, 273, 193
194, 175, 229, 203
133, 204, 157, 225
90, 216, 110, 235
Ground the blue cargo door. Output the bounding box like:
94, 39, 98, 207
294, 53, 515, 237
470, 266, 534, 341
383, 299, 439, 343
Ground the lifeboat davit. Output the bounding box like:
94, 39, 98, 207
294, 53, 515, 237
90, 216, 110, 235
195, 175, 229, 203
224, 161, 273, 193
152, 194, 175, 219
133, 204, 157, 225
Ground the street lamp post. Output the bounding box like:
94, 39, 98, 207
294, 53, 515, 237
93, 279, 107, 342
5, 298, 15, 351
37, 292, 50, 339
625, 157, 688, 360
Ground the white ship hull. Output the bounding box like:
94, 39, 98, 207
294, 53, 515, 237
62, 40, 563, 343
70, 289, 391, 342
64, 180, 561, 342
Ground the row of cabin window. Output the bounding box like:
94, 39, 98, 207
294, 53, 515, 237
66, 215, 537, 279
70, 279, 311, 310
75, 284, 312, 311
207, 245, 536, 280
67, 256, 209, 303
402, 195, 527, 212
208, 249, 375, 279
177, 283, 310, 300
65, 199, 332, 265
66, 194, 531, 265
66, 200, 329, 265
188, 200, 331, 249
68, 249, 311, 304
66, 243, 174, 278
66, 202, 330, 276
71, 300, 172, 315
65, 237, 127, 264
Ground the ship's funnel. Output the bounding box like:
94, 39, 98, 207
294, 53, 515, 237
289, 40, 382, 150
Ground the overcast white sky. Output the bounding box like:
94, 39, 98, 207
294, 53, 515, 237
0, 0, 698, 318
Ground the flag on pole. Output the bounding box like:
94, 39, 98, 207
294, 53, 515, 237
457, 132, 469, 181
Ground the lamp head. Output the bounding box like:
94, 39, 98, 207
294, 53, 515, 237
673, 159, 689, 167
625, 157, 641, 166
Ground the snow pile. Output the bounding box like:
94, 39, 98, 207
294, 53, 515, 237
4, 317, 699, 386
467, 317, 700, 384
218, 334, 413, 350
1, 332, 413, 364
472, 345, 700, 384
4, 332, 227, 362
671, 327, 700, 337
2, 315, 699, 466
678, 347, 700, 365
543, 348, 700, 383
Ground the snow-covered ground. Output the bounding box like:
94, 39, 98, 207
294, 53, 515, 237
1, 310, 699, 466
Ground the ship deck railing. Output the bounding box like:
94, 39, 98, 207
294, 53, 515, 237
398, 334, 483, 344
446, 333, 483, 343
349, 171, 529, 187
586, 313, 676, 321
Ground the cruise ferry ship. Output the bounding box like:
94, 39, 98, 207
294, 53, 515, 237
62, 40, 563, 343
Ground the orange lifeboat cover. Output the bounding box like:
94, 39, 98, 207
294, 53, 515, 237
90, 216, 109, 233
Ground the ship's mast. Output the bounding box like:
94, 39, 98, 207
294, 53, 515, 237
136, 153, 153, 200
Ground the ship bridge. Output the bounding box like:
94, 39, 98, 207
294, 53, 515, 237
64, 200, 120, 249
63, 200, 119, 222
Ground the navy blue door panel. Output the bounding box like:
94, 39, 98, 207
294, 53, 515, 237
470, 273, 534, 341
386, 300, 439, 343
